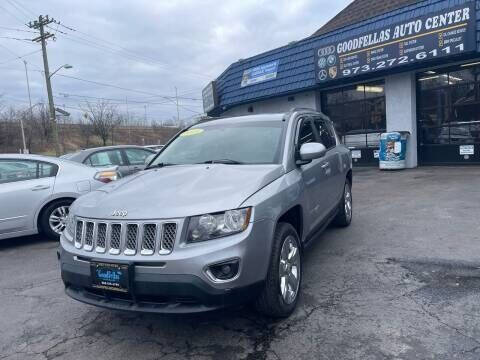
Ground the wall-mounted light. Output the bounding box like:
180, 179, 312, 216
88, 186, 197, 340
357, 85, 383, 93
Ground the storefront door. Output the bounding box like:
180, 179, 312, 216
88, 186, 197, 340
417, 63, 480, 164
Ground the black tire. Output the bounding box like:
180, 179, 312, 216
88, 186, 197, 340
255, 223, 302, 318
39, 199, 73, 241
333, 180, 352, 227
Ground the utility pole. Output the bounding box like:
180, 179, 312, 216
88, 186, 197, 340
175, 86, 180, 127
21, 60, 31, 154
29, 15, 61, 156
144, 105, 147, 125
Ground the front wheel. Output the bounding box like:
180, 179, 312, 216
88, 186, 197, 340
39, 199, 73, 240
255, 223, 302, 318
333, 180, 352, 227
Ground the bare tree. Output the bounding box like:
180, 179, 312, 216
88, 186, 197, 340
82, 100, 118, 146
78, 114, 93, 148
29, 104, 51, 149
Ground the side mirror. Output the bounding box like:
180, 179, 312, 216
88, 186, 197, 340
299, 142, 327, 162
145, 153, 156, 165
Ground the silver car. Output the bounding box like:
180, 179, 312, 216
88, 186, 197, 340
59, 109, 353, 317
0, 154, 118, 241
62, 145, 156, 177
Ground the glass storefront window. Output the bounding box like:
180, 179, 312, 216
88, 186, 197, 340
418, 64, 480, 145
322, 81, 386, 148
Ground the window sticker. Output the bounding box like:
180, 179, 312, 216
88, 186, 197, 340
180, 129, 204, 137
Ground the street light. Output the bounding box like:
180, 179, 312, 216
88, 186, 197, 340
44, 63, 73, 156
49, 64, 73, 79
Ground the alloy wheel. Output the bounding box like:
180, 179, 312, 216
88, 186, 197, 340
344, 183, 352, 222
48, 206, 70, 234
279, 235, 301, 305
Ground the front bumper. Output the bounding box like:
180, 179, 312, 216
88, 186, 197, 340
59, 218, 274, 313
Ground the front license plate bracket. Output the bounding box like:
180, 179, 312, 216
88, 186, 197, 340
90, 261, 132, 294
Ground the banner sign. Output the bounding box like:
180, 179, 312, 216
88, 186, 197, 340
202, 81, 218, 113
315, 3, 477, 83
241, 60, 279, 87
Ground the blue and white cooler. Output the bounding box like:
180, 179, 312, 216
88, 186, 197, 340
379, 132, 409, 170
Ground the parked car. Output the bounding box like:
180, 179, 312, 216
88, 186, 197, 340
144, 144, 164, 152
0, 154, 119, 241
59, 109, 352, 318
62, 145, 156, 177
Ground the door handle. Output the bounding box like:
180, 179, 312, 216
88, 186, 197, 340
321, 162, 330, 169
31, 185, 50, 191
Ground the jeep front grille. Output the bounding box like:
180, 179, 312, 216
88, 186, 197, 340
161, 223, 177, 254
96, 223, 107, 252
84, 222, 94, 251
73, 219, 178, 256
141, 224, 157, 255
109, 224, 122, 254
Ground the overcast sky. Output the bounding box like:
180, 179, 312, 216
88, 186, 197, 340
0, 0, 350, 124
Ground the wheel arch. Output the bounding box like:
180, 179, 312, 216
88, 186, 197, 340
35, 196, 77, 232
277, 204, 304, 244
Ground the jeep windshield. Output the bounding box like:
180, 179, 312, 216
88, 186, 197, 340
149, 120, 285, 166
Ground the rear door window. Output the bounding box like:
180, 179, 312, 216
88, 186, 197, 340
124, 148, 153, 165
87, 150, 125, 167
38, 162, 58, 178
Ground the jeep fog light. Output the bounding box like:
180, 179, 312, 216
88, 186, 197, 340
207, 259, 240, 281
187, 208, 252, 243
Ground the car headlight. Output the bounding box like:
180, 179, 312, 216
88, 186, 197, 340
186, 208, 252, 243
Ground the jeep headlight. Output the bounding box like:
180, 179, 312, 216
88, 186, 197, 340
186, 208, 252, 243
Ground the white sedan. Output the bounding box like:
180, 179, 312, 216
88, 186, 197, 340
0, 154, 118, 241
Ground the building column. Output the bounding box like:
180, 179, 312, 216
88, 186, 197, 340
385, 72, 418, 168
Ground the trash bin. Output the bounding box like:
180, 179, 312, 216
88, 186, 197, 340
379, 131, 410, 170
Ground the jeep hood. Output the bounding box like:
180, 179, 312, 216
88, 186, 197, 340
73, 164, 284, 220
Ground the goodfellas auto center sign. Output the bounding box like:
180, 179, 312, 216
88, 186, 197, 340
315, 3, 476, 83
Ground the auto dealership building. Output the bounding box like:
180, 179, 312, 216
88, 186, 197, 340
203, 0, 480, 167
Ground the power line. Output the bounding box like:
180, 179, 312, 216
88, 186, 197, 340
0, 4, 27, 25
1, 63, 202, 104
55, 22, 213, 80
5, 0, 31, 19
34, 71, 193, 103
0, 36, 33, 42
6, 0, 36, 17
54, 32, 169, 69
0, 25, 38, 33
0, 48, 41, 65
57, 92, 200, 105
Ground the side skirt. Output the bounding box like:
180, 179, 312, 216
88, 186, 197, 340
303, 206, 339, 248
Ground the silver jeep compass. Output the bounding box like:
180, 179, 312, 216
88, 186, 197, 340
59, 109, 353, 318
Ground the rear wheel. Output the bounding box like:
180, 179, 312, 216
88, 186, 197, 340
333, 180, 352, 227
255, 223, 302, 318
39, 199, 73, 240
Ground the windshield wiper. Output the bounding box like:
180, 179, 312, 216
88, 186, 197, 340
202, 159, 245, 165
146, 162, 177, 169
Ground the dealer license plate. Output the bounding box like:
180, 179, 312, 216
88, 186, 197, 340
91, 262, 130, 293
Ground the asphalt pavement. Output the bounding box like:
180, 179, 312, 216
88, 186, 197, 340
1, 166, 480, 360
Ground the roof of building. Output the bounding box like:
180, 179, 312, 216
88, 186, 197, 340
313, 0, 422, 37
212, 0, 480, 114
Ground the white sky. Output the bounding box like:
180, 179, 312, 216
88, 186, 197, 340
0, 0, 350, 124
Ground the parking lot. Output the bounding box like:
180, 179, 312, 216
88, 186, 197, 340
1, 166, 480, 360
